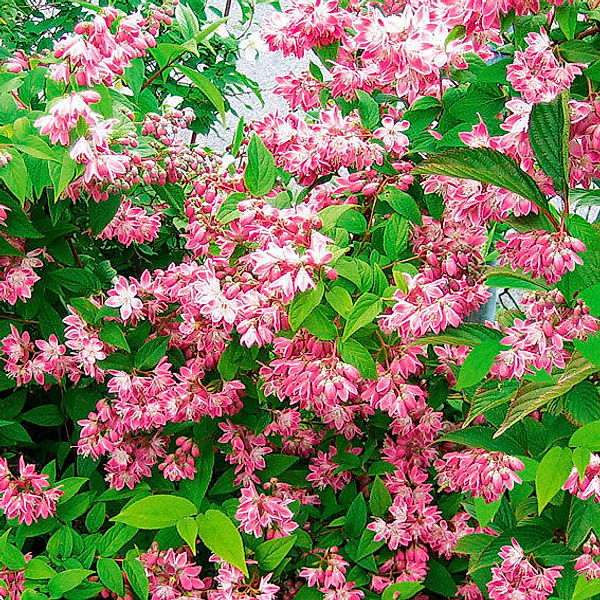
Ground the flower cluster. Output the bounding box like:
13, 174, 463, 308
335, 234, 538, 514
434, 449, 525, 503
487, 539, 563, 600
575, 534, 600, 581
0, 457, 63, 524
506, 29, 582, 104
563, 453, 600, 503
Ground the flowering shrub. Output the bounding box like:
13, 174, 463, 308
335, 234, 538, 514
2, 0, 600, 600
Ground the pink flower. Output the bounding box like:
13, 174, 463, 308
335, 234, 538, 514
497, 230, 586, 284
435, 449, 524, 503
235, 482, 298, 538
105, 276, 143, 321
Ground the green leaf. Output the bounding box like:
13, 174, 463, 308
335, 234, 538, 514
338, 338, 377, 379
180, 441, 214, 509
381, 187, 422, 225
573, 575, 600, 600
356, 528, 384, 560
580, 283, 600, 317
0, 531, 26, 570
570, 420, 600, 450
575, 334, 600, 368
176, 65, 225, 124
232, 117, 245, 156
97, 558, 124, 597
99, 321, 130, 352
344, 493, 367, 539
455, 341, 504, 390
122, 558, 149, 600
556, 3, 577, 39
573, 446, 591, 481
88, 195, 121, 235
243, 134, 276, 197
134, 336, 169, 371
0, 148, 28, 201
216, 192, 245, 225
175, 3, 199, 38
424, 560, 457, 597
496, 352, 597, 437
370, 476, 392, 517
176, 517, 198, 553
14, 135, 59, 162
24, 558, 57, 579
382, 582, 423, 600
413, 147, 549, 212
536, 446, 572, 513
21, 404, 63, 427
563, 381, 600, 426
453, 533, 495, 554
473, 496, 501, 528
255, 535, 296, 571
560, 40, 600, 63
48, 569, 93, 599
356, 90, 380, 130
196, 509, 248, 577
342, 293, 383, 341
49, 151, 76, 202
528, 92, 570, 195
288, 283, 324, 330
304, 307, 338, 340
111, 495, 197, 529
326, 287, 353, 318
383, 214, 410, 261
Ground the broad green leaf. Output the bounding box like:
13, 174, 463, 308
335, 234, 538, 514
338, 338, 377, 379
122, 557, 149, 600
24, 558, 57, 579
573, 575, 600, 600
473, 496, 501, 528
456, 341, 504, 390
176, 517, 198, 553
14, 135, 59, 162
573, 447, 591, 481
563, 381, 600, 426
415, 323, 503, 347
381, 187, 422, 225
288, 283, 325, 330
49, 151, 76, 202
342, 293, 383, 341
99, 321, 130, 352
175, 3, 199, 39
465, 380, 519, 425
369, 476, 392, 517
97, 558, 124, 597
575, 334, 600, 368
413, 147, 549, 212
243, 134, 276, 197
382, 582, 423, 600
111, 495, 197, 529
326, 287, 353, 318
556, 3, 577, 39
0, 148, 28, 201
180, 441, 214, 509
485, 265, 549, 291
22, 404, 63, 427
440, 426, 522, 455
580, 283, 600, 317
216, 192, 245, 224
570, 420, 600, 450
196, 509, 248, 577
48, 569, 93, 599
495, 352, 597, 437
176, 65, 225, 124
528, 92, 570, 196
536, 446, 572, 513
383, 214, 410, 260
88, 195, 122, 235
424, 560, 457, 597
134, 336, 169, 371
0, 531, 26, 570
344, 493, 367, 539
318, 205, 355, 230
356, 90, 380, 130
255, 535, 296, 571
560, 40, 600, 63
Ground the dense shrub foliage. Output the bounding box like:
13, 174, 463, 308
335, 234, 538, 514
2, 1, 600, 600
